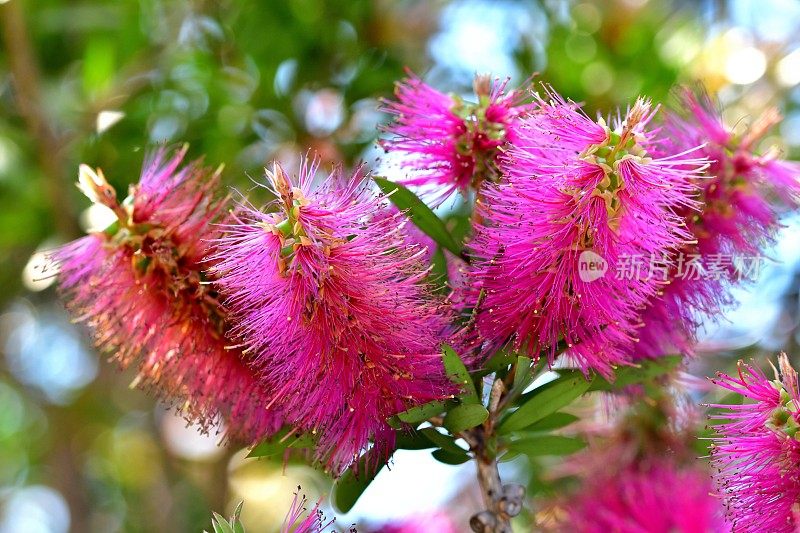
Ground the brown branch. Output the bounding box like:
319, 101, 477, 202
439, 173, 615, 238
0, 0, 78, 236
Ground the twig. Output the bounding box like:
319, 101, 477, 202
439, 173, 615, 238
0, 0, 78, 236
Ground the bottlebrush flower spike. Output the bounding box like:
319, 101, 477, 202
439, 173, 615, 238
380, 71, 533, 203
50, 147, 281, 442
638, 90, 800, 358
209, 159, 452, 474
562, 460, 724, 532
464, 89, 707, 375
710, 354, 800, 532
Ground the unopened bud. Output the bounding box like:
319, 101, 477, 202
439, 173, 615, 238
624, 97, 652, 132
267, 161, 292, 204
469, 511, 497, 533
77, 164, 117, 207
473, 74, 492, 98
502, 483, 526, 500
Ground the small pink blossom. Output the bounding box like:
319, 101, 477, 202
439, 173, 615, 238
380, 71, 532, 203
710, 354, 800, 532
280, 489, 337, 533
564, 460, 724, 532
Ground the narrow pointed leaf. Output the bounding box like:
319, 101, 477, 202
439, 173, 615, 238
498, 372, 591, 434
442, 344, 479, 403
374, 177, 462, 256
513, 356, 534, 390
395, 430, 436, 450
396, 400, 448, 425
518, 412, 579, 433
443, 403, 489, 434
588, 356, 682, 392
333, 450, 386, 513
432, 448, 471, 465
212, 514, 234, 533
247, 428, 314, 458
419, 427, 468, 455
505, 435, 586, 456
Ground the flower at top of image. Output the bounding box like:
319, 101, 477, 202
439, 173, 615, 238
637, 89, 800, 358
380, 70, 533, 203
208, 158, 453, 474
50, 146, 282, 442
463, 87, 707, 375
710, 353, 800, 532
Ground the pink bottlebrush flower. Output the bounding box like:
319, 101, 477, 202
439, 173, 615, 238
710, 354, 800, 532
563, 460, 725, 533
280, 488, 338, 533
51, 147, 282, 443
209, 159, 453, 474
638, 90, 800, 358
380, 71, 533, 203
464, 89, 706, 375
369, 512, 458, 533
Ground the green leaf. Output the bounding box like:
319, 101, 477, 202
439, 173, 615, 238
498, 372, 592, 435
211, 513, 235, 533
470, 349, 518, 378
518, 412, 579, 433
443, 403, 489, 434
505, 435, 586, 456
395, 430, 436, 450
333, 450, 386, 513
431, 448, 471, 465
442, 345, 479, 403
498, 450, 521, 463
82, 37, 116, 95
396, 400, 448, 425
429, 246, 449, 294
513, 356, 534, 390
374, 177, 462, 256
231, 501, 245, 533
588, 356, 682, 392
419, 427, 468, 455
247, 428, 314, 458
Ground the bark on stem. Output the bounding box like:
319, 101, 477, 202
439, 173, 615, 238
0, 0, 77, 236
470, 375, 514, 533
475, 449, 512, 532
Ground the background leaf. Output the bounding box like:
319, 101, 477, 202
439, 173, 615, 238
374, 178, 463, 256
443, 403, 489, 434
498, 372, 592, 434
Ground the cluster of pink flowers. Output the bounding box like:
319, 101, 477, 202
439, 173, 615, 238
53, 150, 452, 474
710, 354, 800, 532
49, 68, 800, 530
380, 71, 533, 203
